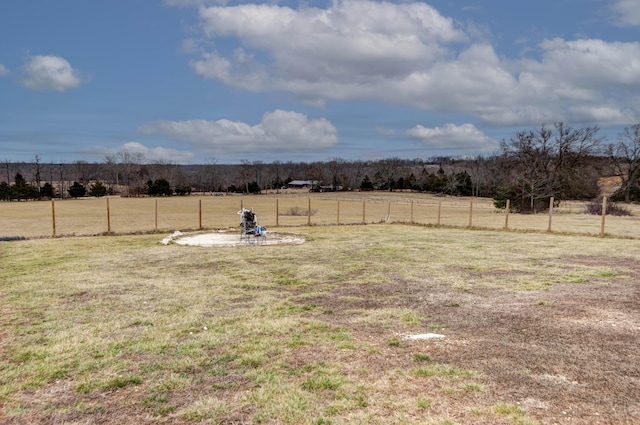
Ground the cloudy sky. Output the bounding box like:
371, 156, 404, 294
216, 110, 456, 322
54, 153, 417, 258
1, 0, 639, 164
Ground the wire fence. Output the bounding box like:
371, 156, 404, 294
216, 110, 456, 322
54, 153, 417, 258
1, 193, 639, 239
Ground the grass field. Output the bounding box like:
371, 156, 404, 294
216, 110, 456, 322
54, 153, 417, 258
1, 223, 639, 424
2, 192, 640, 239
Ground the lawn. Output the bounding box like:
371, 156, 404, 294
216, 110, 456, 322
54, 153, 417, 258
1, 224, 639, 424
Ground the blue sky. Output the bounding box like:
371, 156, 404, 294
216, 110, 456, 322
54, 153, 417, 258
1, 0, 639, 164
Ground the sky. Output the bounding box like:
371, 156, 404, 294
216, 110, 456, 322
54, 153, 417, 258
1, 0, 639, 165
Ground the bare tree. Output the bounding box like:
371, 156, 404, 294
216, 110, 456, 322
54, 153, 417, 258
32, 155, 43, 196
3, 159, 11, 184
500, 122, 603, 212
56, 163, 67, 199
346, 160, 368, 190
324, 157, 348, 189
202, 157, 218, 193
117, 149, 145, 196
501, 125, 556, 211
609, 123, 640, 202
105, 154, 125, 195
373, 157, 406, 191
252, 160, 265, 190
72, 160, 93, 189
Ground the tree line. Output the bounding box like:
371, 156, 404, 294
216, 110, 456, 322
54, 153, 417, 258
2, 122, 640, 213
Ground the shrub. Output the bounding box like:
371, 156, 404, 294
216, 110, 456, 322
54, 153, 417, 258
174, 185, 191, 196
584, 198, 631, 216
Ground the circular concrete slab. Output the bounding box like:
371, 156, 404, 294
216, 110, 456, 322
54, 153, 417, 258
162, 231, 305, 247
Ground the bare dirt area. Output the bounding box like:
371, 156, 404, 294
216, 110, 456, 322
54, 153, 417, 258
293, 257, 640, 424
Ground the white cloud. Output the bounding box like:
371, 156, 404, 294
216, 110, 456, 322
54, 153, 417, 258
138, 110, 338, 155
612, 0, 640, 26
93, 142, 196, 164
190, 49, 268, 92
502, 38, 640, 125
0, 64, 9, 76
191, 0, 466, 91
22, 55, 83, 92
182, 0, 640, 127
407, 123, 498, 153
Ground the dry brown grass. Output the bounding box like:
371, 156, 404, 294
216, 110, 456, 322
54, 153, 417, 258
1, 224, 639, 424
2, 192, 640, 239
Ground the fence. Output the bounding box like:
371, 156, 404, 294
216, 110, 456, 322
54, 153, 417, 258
1, 193, 639, 239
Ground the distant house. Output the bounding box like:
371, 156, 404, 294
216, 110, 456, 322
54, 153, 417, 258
287, 180, 319, 189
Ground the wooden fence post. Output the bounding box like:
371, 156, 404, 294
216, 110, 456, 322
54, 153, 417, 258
337, 200, 340, 225
362, 200, 366, 224
468, 199, 473, 227
600, 196, 607, 237
504, 200, 510, 229
410, 200, 414, 224
387, 202, 391, 222
547, 197, 554, 232
437, 201, 441, 226
276, 198, 279, 227
107, 198, 111, 234
155, 199, 158, 232
51, 199, 56, 238
199, 199, 202, 230
307, 198, 311, 226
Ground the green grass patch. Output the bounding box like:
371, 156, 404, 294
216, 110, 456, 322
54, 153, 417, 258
387, 337, 401, 347
413, 353, 431, 362
494, 403, 526, 417
414, 364, 478, 378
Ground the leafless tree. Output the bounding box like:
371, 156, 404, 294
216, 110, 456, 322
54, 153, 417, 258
117, 149, 145, 196
3, 159, 12, 184
56, 163, 67, 199
373, 157, 406, 191
31, 155, 43, 195
609, 123, 640, 202
323, 157, 348, 189
500, 122, 603, 212
201, 158, 218, 193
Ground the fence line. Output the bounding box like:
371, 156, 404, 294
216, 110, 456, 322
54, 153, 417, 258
1, 195, 638, 239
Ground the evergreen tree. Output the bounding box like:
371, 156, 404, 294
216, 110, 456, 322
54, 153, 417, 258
68, 182, 87, 198
40, 182, 55, 199
88, 181, 107, 198
360, 175, 374, 191
11, 173, 39, 200
147, 178, 172, 196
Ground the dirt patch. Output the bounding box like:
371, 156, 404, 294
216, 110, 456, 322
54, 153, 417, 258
292, 261, 640, 424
